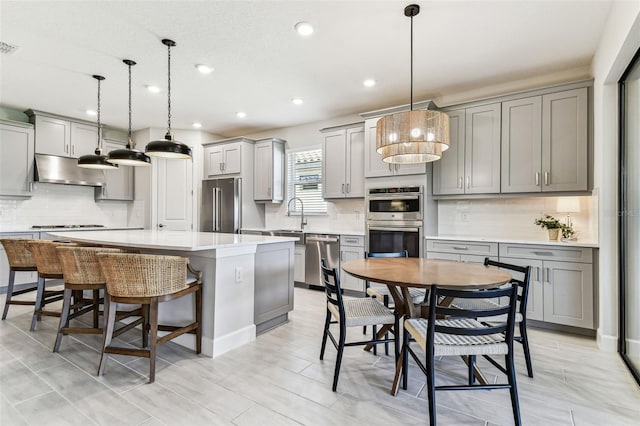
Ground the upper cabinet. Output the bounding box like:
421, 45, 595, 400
203, 140, 243, 178
254, 137, 285, 203
0, 120, 34, 198
363, 117, 426, 178
501, 88, 588, 193
433, 103, 501, 195
322, 123, 365, 199
26, 110, 97, 159
95, 139, 134, 201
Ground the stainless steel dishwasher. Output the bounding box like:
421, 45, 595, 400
305, 234, 340, 286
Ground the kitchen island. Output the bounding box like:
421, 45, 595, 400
48, 230, 297, 358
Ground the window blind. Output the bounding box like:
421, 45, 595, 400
287, 148, 327, 214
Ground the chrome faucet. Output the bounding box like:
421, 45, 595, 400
287, 197, 307, 230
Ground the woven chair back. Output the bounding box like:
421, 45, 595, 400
28, 240, 75, 275
0, 238, 37, 268
56, 246, 122, 285
97, 253, 188, 297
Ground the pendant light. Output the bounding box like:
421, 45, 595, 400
107, 59, 151, 166
145, 39, 192, 159
78, 75, 119, 169
376, 4, 450, 164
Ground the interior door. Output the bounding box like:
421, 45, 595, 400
156, 157, 193, 231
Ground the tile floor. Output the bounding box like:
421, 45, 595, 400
1, 287, 639, 425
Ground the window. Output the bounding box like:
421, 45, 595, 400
287, 148, 327, 214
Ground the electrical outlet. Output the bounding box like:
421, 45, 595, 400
461, 212, 470, 222
235, 266, 242, 283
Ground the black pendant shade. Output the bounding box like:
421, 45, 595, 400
107, 59, 152, 167
78, 75, 119, 170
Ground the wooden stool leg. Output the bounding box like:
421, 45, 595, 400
53, 288, 73, 352
92, 289, 100, 328
2, 269, 16, 320
141, 304, 149, 348
195, 287, 202, 354
30, 276, 45, 332
148, 300, 159, 383
98, 297, 117, 376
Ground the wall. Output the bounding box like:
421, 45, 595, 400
591, 2, 640, 351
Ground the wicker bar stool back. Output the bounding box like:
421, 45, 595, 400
27, 240, 75, 331
97, 253, 202, 383
0, 239, 39, 320
53, 246, 127, 352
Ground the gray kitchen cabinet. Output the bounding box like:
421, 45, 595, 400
203, 141, 243, 178
94, 139, 134, 201
322, 123, 365, 198
26, 110, 97, 159
499, 243, 594, 329
0, 232, 39, 289
433, 103, 501, 195
340, 235, 364, 292
363, 117, 426, 178
501, 88, 588, 193
425, 239, 498, 264
0, 120, 34, 198
254, 138, 285, 203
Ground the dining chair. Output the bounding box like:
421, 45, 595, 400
319, 258, 399, 392
363, 250, 424, 356
450, 258, 534, 377
0, 239, 40, 320
400, 283, 521, 426
97, 253, 202, 383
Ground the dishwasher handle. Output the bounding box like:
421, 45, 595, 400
306, 236, 339, 243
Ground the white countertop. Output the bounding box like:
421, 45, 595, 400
47, 230, 298, 251
241, 227, 365, 236
426, 235, 599, 248
0, 226, 143, 233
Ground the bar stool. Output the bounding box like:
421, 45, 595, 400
1, 238, 39, 320
27, 240, 73, 331
97, 253, 202, 383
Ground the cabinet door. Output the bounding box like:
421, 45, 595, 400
70, 122, 98, 158
294, 245, 305, 283
345, 126, 365, 198
254, 141, 272, 200
364, 118, 394, 178
96, 140, 134, 201
395, 161, 426, 176
543, 260, 593, 328
322, 129, 347, 198
465, 103, 501, 194
34, 115, 70, 156
340, 247, 364, 292
425, 252, 460, 261
223, 143, 242, 174
204, 145, 224, 177
0, 123, 34, 196
501, 97, 542, 193
433, 109, 465, 195
500, 257, 544, 321
542, 88, 588, 192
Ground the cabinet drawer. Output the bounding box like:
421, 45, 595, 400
499, 243, 592, 263
341, 235, 364, 247
426, 239, 498, 257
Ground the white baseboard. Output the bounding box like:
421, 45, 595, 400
597, 329, 618, 352
213, 324, 256, 358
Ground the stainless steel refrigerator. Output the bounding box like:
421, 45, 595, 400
200, 178, 242, 233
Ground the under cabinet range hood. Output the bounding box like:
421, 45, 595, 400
34, 154, 105, 186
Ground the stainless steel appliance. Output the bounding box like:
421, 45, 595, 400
366, 186, 423, 257
305, 233, 340, 286
200, 178, 242, 233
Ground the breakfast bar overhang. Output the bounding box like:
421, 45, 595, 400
48, 230, 297, 358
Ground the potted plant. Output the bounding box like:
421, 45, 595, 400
534, 214, 562, 240
560, 223, 577, 241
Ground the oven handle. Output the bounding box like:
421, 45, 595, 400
368, 195, 421, 201
368, 226, 420, 232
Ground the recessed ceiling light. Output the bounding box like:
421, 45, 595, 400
195, 64, 213, 74
363, 79, 376, 87
236, 112, 247, 118
85, 109, 97, 116
192, 122, 202, 128
292, 98, 304, 105
294, 22, 314, 36
146, 85, 161, 93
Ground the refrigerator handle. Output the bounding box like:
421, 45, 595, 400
213, 187, 221, 231
236, 178, 242, 233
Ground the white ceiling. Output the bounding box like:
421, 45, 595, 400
0, 1, 612, 138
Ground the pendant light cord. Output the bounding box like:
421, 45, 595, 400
410, 12, 414, 112
127, 62, 133, 148
97, 77, 102, 151
167, 42, 172, 136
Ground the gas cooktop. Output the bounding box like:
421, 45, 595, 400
31, 225, 105, 229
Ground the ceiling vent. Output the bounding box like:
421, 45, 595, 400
0, 42, 19, 55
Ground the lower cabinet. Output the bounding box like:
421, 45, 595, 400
425, 239, 498, 264
340, 235, 364, 292
294, 245, 305, 283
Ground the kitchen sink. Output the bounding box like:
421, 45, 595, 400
262, 229, 305, 245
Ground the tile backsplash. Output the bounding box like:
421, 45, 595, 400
265, 198, 365, 233
0, 183, 130, 230
437, 195, 598, 242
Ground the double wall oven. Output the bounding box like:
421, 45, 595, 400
366, 186, 423, 258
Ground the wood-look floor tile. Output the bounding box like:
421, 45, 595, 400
0, 358, 53, 404
14, 391, 94, 426
231, 403, 302, 426
0, 393, 28, 425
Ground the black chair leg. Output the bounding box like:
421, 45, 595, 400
520, 321, 534, 378
383, 295, 390, 356
402, 327, 409, 390
320, 309, 331, 360
372, 324, 377, 356
2, 269, 16, 320
468, 355, 476, 385
426, 350, 436, 426
332, 323, 346, 392
506, 353, 522, 426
